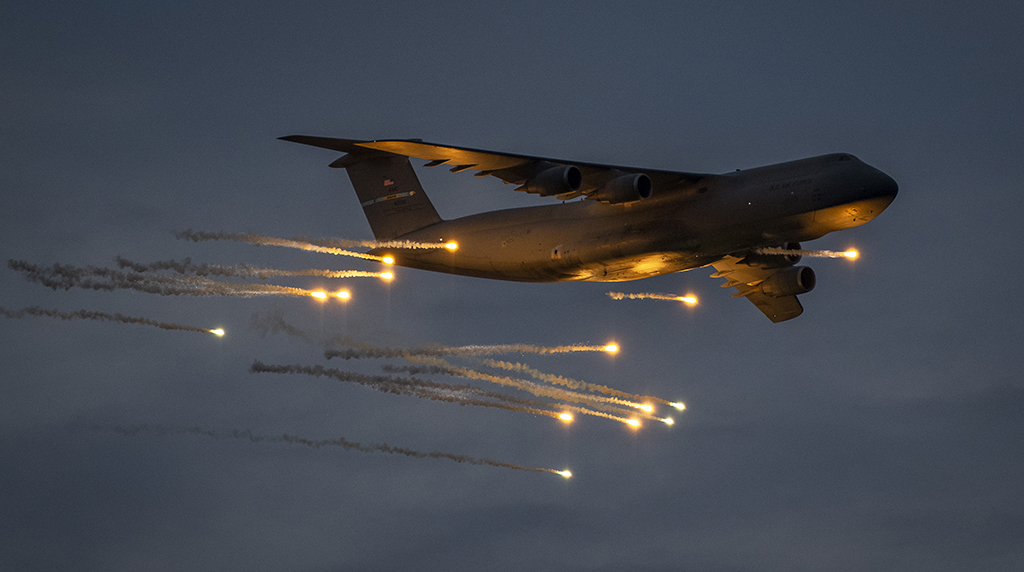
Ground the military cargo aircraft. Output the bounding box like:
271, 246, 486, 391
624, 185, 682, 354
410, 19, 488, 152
281, 135, 897, 322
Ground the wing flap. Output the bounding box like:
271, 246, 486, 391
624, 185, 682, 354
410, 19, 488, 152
710, 255, 805, 323
355, 139, 712, 202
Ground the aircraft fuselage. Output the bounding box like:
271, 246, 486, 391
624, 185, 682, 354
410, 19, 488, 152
380, 153, 898, 282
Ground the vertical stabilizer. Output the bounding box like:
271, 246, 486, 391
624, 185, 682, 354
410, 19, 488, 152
343, 155, 442, 240
279, 135, 443, 240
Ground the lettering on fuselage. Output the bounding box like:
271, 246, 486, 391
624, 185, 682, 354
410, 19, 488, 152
768, 178, 813, 192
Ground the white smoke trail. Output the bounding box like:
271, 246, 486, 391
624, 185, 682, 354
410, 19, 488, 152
115, 256, 384, 279
175, 229, 384, 261
476, 358, 665, 411
9, 260, 333, 299
754, 247, 857, 259
295, 236, 449, 250
400, 356, 642, 426
324, 342, 612, 360
607, 292, 696, 302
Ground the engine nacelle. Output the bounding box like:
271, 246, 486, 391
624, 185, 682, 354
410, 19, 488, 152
742, 242, 803, 269
591, 173, 653, 204
520, 165, 582, 196
760, 266, 816, 297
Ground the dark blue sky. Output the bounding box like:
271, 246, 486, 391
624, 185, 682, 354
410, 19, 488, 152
2, 2, 1022, 571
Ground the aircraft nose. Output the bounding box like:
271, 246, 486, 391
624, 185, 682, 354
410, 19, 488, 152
878, 171, 898, 199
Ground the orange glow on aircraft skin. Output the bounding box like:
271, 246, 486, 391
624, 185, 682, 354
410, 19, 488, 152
604, 344, 619, 354
209, 328, 225, 336
844, 249, 859, 259
379, 272, 394, 280
310, 291, 328, 300
335, 291, 350, 300
381, 256, 395, 265
445, 241, 458, 251
558, 413, 573, 422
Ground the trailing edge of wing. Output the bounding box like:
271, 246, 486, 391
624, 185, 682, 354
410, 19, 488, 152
710, 256, 805, 323
353, 139, 712, 202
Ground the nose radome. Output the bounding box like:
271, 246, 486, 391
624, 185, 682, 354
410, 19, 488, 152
879, 171, 898, 198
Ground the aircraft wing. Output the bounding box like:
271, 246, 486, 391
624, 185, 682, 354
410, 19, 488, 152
281, 136, 712, 203
709, 256, 805, 323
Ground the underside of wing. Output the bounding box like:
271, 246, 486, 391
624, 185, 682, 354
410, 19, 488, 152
282, 136, 713, 204
710, 255, 816, 323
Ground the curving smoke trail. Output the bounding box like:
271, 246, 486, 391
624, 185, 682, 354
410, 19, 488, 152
0, 305, 218, 334
93, 423, 565, 475
115, 256, 383, 280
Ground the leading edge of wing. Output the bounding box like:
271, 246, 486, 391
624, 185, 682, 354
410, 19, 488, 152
354, 139, 712, 185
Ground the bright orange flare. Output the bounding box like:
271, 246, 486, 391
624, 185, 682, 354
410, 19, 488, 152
680, 295, 698, 305
558, 413, 573, 422
662, 417, 675, 425
604, 344, 619, 353
626, 419, 641, 428
556, 470, 572, 478
844, 249, 859, 259
335, 291, 350, 300
639, 404, 654, 412
209, 328, 225, 337
379, 272, 394, 280
381, 256, 395, 265
310, 291, 328, 300
444, 241, 458, 251
670, 402, 686, 411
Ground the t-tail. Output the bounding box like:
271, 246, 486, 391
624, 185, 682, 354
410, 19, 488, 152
279, 135, 443, 240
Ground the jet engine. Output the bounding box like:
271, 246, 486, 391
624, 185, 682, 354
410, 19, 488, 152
592, 173, 653, 204
520, 165, 582, 196
742, 242, 803, 268
760, 266, 816, 297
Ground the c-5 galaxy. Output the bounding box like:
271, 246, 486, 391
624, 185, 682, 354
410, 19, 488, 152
281, 135, 898, 322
